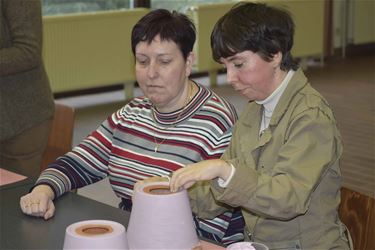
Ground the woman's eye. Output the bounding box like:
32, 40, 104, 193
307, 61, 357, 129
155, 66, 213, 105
234, 63, 243, 68
139, 61, 150, 67
160, 60, 171, 65
136, 57, 148, 65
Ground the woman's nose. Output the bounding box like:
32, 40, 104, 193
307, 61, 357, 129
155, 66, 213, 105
226, 68, 237, 84
147, 62, 158, 78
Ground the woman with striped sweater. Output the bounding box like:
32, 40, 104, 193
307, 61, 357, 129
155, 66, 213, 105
20, 9, 244, 245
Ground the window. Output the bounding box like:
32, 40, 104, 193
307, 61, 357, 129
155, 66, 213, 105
151, 0, 231, 12
42, 0, 131, 16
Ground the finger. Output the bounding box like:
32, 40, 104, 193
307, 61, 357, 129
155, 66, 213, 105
170, 170, 193, 192
20, 203, 29, 213
178, 176, 197, 191
39, 197, 49, 213
20, 199, 28, 213
20, 196, 27, 208
20, 196, 31, 211
172, 169, 189, 191
20, 194, 38, 213
24, 203, 33, 215
182, 180, 196, 190
44, 202, 55, 220
44, 211, 54, 220
161, 175, 171, 183
169, 170, 180, 192
30, 202, 41, 214
22, 200, 40, 215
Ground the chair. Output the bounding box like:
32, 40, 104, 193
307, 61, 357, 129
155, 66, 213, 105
339, 187, 375, 250
40, 102, 75, 172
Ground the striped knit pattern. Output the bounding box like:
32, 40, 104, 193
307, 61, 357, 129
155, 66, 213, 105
36, 83, 244, 244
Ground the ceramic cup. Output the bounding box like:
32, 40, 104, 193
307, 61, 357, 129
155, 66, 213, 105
127, 181, 199, 249
227, 242, 269, 250
63, 220, 128, 250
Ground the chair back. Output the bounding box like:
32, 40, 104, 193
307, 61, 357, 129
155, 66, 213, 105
339, 187, 375, 250
40, 102, 75, 172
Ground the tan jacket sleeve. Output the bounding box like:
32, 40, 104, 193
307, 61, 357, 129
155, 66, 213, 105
188, 180, 233, 219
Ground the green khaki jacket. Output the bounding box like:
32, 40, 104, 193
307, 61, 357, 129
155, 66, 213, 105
190, 69, 350, 249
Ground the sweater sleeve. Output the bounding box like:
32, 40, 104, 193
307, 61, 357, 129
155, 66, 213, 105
34, 109, 123, 198
187, 93, 239, 218
0, 0, 43, 76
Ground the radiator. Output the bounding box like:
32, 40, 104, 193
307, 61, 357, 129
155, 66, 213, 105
42, 8, 149, 94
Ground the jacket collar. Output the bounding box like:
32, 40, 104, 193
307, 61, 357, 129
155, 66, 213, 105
240, 68, 308, 129
269, 68, 308, 126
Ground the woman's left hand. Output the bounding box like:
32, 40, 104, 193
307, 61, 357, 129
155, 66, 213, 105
169, 159, 232, 192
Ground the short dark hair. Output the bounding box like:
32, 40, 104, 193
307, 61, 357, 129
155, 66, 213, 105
211, 2, 298, 71
131, 9, 196, 60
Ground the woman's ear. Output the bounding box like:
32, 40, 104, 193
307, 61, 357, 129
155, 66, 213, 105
271, 51, 282, 68
185, 52, 196, 76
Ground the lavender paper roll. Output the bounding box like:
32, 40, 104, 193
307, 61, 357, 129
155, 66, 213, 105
63, 220, 128, 250
127, 181, 199, 249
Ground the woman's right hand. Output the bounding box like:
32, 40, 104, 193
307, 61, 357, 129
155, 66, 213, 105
19, 184, 55, 220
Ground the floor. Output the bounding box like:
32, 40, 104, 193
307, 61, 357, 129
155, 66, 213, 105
56, 53, 375, 207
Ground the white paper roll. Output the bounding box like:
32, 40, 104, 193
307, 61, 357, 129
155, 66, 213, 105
63, 220, 128, 250
127, 182, 199, 249
227, 242, 269, 250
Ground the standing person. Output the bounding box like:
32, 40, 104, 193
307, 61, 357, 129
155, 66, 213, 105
20, 9, 244, 245
170, 2, 351, 249
0, 0, 54, 178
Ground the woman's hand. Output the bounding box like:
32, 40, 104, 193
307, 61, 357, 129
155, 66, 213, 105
169, 159, 232, 192
19, 185, 55, 220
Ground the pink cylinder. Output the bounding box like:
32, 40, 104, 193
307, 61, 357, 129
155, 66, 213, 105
127, 181, 199, 249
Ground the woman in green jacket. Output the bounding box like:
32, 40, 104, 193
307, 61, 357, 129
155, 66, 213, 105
170, 2, 351, 249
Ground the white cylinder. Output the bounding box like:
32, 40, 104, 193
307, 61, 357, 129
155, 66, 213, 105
227, 242, 269, 250
127, 181, 199, 249
63, 220, 128, 250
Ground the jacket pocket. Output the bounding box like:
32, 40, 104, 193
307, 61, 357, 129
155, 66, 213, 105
264, 239, 301, 250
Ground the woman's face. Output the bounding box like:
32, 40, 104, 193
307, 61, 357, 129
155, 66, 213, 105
135, 35, 194, 112
220, 50, 283, 101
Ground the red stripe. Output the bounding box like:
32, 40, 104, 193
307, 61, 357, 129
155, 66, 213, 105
111, 147, 182, 171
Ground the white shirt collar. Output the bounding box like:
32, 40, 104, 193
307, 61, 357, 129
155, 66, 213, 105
256, 70, 295, 134
256, 70, 295, 116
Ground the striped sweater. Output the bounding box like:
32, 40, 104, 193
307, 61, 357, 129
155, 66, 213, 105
36, 83, 244, 244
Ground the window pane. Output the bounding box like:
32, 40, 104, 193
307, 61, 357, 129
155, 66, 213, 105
151, 0, 231, 12
42, 0, 131, 16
